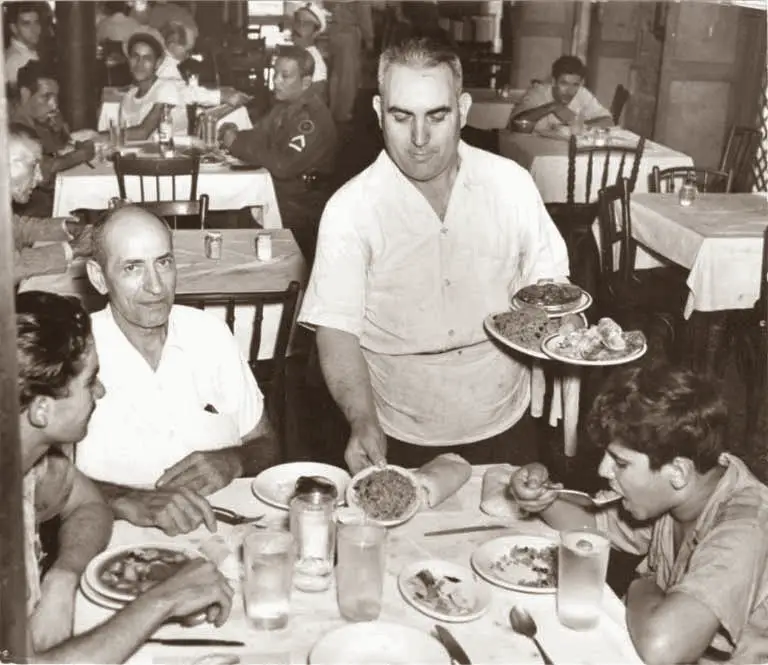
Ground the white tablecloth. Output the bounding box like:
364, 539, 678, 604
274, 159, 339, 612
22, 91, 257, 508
466, 88, 524, 131
53, 153, 282, 228
499, 128, 694, 202
630, 193, 768, 317
73, 468, 642, 665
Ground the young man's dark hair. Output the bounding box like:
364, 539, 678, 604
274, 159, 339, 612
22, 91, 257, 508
16, 291, 93, 411
551, 55, 587, 81
126, 31, 164, 60
16, 59, 57, 96
275, 44, 316, 80
6, 1, 42, 26
587, 365, 728, 472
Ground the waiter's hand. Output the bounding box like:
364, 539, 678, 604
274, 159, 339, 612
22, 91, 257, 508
345, 421, 387, 474
217, 122, 238, 149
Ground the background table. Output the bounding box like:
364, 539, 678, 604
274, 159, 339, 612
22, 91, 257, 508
20, 229, 307, 359
630, 193, 768, 317
73, 467, 643, 665
53, 154, 283, 228
499, 128, 693, 202
466, 87, 524, 131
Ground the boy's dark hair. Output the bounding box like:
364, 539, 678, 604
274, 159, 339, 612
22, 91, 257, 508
551, 55, 586, 81
586, 365, 728, 473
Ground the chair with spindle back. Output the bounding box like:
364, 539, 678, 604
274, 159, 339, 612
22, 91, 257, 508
610, 84, 630, 126
137, 195, 210, 230
650, 166, 734, 193
596, 178, 688, 360
174, 281, 302, 460
113, 152, 201, 203
719, 125, 760, 193
545, 134, 646, 301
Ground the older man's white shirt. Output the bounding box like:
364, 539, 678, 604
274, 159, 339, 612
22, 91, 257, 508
76, 305, 263, 487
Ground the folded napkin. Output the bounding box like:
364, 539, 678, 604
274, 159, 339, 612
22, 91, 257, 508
414, 453, 472, 508
480, 464, 522, 518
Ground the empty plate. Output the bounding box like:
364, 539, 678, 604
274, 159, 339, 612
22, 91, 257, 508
251, 462, 351, 510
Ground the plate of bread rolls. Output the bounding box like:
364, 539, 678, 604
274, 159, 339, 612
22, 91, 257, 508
541, 317, 647, 366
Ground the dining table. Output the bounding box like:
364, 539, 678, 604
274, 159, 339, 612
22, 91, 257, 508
52, 140, 283, 228
73, 465, 643, 665
19, 229, 307, 360
466, 87, 524, 131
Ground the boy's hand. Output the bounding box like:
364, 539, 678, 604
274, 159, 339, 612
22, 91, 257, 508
508, 463, 561, 513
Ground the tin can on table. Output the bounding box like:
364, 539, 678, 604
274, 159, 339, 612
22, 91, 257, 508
205, 231, 223, 259
256, 233, 272, 261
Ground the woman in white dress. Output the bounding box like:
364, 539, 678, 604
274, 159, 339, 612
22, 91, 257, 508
118, 31, 185, 139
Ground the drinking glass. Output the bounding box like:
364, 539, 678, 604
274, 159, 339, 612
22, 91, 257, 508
678, 176, 698, 207
336, 522, 387, 622
557, 527, 611, 630
109, 119, 126, 149
242, 530, 294, 630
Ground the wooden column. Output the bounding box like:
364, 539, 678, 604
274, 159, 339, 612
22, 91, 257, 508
570, 1, 592, 64
0, 13, 29, 665
55, 1, 97, 131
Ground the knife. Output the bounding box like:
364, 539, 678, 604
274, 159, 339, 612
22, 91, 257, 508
434, 625, 472, 665
424, 525, 509, 537
146, 638, 244, 647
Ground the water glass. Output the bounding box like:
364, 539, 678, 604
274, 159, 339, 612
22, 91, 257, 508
679, 179, 698, 207
242, 530, 294, 630
557, 527, 611, 630
109, 119, 126, 149
336, 522, 387, 622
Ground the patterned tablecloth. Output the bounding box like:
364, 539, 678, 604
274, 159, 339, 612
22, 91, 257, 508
629, 193, 768, 317
466, 87, 524, 131
73, 467, 643, 665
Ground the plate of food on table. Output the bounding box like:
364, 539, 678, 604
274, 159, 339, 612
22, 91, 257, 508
471, 534, 559, 594
346, 464, 422, 527
541, 317, 647, 366
398, 559, 492, 622
510, 281, 592, 317
251, 462, 351, 510
485, 309, 587, 360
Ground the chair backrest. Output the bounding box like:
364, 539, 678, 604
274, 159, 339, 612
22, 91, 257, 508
610, 84, 630, 125
113, 152, 200, 203
566, 134, 645, 204
761, 225, 768, 328
596, 177, 635, 284
649, 166, 734, 193
719, 125, 760, 192
136, 195, 210, 230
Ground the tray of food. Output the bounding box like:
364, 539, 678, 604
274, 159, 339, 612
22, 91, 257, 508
346, 465, 422, 527
485, 309, 586, 360
471, 534, 558, 593
511, 282, 591, 317
541, 317, 647, 366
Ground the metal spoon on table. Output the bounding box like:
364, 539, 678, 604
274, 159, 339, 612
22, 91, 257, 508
509, 606, 554, 665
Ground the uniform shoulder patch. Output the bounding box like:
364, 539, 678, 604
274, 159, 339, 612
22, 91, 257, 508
298, 119, 315, 134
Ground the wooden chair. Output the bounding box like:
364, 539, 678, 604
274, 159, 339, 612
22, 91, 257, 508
113, 152, 201, 203
545, 134, 646, 299
137, 195, 210, 230
610, 84, 630, 126
596, 178, 688, 361
650, 166, 734, 193
174, 281, 302, 460
719, 125, 760, 192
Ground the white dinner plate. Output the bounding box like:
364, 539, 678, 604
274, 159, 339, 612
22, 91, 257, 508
251, 462, 351, 510
308, 621, 451, 665
510, 291, 593, 318
541, 332, 647, 367
84, 542, 200, 603
471, 534, 559, 594
80, 574, 126, 611
484, 312, 588, 360
346, 464, 422, 527
398, 559, 491, 623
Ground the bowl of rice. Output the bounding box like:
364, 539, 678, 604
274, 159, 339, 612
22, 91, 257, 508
346, 465, 422, 527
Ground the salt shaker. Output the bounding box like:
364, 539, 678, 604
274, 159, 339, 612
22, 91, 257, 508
678, 174, 698, 207
289, 476, 337, 592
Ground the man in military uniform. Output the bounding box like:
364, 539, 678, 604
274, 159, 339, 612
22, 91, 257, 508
219, 45, 337, 265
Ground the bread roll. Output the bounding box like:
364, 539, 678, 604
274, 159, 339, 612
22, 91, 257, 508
415, 453, 472, 508
480, 464, 522, 518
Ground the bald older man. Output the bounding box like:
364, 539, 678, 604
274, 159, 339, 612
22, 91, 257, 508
76, 206, 278, 535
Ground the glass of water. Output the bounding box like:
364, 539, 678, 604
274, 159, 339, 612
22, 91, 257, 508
557, 527, 611, 630
242, 530, 294, 630
336, 522, 387, 622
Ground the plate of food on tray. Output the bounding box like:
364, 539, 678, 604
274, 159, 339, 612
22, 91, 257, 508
346, 464, 422, 527
471, 534, 558, 593
485, 308, 586, 360
251, 462, 351, 510
541, 317, 647, 366
510, 282, 592, 317
398, 559, 492, 622
83, 543, 199, 603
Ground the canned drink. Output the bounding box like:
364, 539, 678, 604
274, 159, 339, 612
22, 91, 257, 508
256, 233, 272, 261
205, 231, 223, 259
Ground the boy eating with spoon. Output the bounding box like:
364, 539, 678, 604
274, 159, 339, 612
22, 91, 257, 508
508, 365, 768, 665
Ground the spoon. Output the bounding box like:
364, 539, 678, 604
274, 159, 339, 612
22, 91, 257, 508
509, 606, 554, 665
545, 486, 621, 509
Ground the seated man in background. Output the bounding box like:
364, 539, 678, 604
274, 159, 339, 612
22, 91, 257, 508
11, 60, 95, 216
510, 55, 612, 133
15, 290, 234, 663
76, 206, 279, 535
10, 125, 93, 283
509, 365, 768, 665
219, 45, 337, 265
291, 2, 329, 100
5, 1, 41, 87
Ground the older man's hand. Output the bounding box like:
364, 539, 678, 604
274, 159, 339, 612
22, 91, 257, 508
30, 569, 78, 651
155, 449, 242, 496
113, 486, 218, 536
217, 123, 238, 150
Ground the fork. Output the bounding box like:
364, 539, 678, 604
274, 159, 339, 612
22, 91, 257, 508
211, 506, 265, 526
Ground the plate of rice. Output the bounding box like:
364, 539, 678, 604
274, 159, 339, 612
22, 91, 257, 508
346, 465, 422, 527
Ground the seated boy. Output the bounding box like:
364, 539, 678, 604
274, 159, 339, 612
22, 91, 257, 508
509, 365, 768, 665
